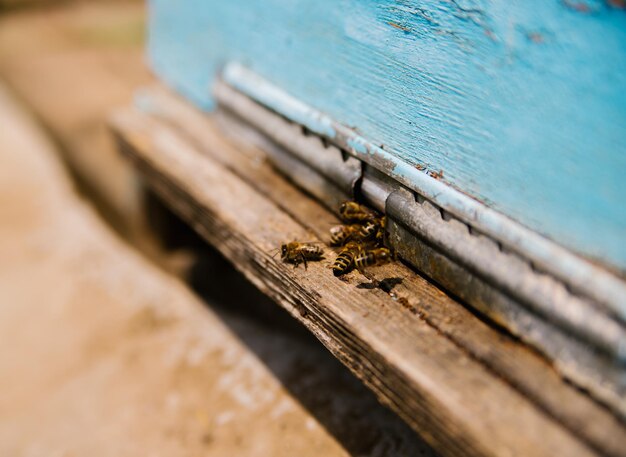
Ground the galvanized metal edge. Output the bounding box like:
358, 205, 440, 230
221, 62, 626, 323
386, 188, 625, 357
212, 80, 362, 197
216, 108, 353, 211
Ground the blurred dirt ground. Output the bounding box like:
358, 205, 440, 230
0, 0, 149, 237
0, 1, 435, 455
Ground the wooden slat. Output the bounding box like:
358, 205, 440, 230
110, 105, 612, 457
137, 85, 626, 457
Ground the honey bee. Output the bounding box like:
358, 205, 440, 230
354, 247, 392, 272
279, 242, 324, 269
329, 224, 361, 246
358, 217, 386, 244
339, 201, 377, 224
332, 241, 363, 277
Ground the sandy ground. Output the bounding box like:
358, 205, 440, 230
0, 0, 151, 238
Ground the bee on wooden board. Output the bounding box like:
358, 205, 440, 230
354, 247, 393, 272
332, 241, 363, 277
339, 201, 377, 224
278, 242, 324, 269
329, 224, 361, 246
358, 217, 386, 244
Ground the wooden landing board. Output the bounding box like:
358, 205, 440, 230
110, 100, 625, 457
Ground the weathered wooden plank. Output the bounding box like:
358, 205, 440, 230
0, 1, 150, 238
148, 0, 626, 272
133, 84, 626, 457
110, 106, 609, 457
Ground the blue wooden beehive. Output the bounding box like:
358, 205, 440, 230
148, 0, 626, 275
143, 0, 626, 421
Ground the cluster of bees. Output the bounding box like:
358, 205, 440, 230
278, 201, 392, 277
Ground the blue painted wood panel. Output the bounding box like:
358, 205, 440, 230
148, 0, 626, 272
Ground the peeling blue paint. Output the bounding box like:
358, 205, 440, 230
148, 0, 626, 273
346, 137, 368, 155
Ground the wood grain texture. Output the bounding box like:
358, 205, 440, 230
148, 0, 626, 272
110, 103, 622, 457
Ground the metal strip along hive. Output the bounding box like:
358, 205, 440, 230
210, 64, 626, 417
